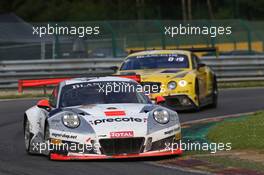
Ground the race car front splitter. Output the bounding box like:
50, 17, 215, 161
50, 148, 183, 160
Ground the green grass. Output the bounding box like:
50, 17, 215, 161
161, 112, 264, 174
197, 156, 264, 173
207, 111, 264, 150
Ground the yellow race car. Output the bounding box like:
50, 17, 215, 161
116, 49, 218, 111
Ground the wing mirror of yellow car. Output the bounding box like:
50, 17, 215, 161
37, 99, 51, 111
197, 63, 206, 70
156, 96, 166, 105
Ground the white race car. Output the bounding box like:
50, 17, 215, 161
24, 76, 182, 160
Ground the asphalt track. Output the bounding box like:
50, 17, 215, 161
0, 87, 264, 175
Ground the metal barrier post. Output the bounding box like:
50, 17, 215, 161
239, 20, 252, 52
154, 20, 166, 49
43, 85, 47, 95
105, 22, 117, 57
18, 80, 23, 93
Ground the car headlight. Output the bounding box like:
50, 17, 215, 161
168, 81, 177, 90
178, 80, 187, 87
62, 112, 80, 128
153, 109, 170, 124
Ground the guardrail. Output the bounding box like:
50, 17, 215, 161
0, 58, 121, 89
201, 55, 264, 82
0, 55, 264, 90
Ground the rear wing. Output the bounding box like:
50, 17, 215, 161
181, 47, 219, 57
129, 47, 219, 57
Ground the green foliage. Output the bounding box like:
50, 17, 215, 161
0, 0, 264, 21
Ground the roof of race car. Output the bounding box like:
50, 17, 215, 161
127, 50, 190, 58
63, 76, 135, 85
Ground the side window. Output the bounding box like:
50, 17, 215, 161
49, 86, 58, 108
191, 54, 199, 69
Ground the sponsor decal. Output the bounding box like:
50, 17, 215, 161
110, 131, 134, 138
89, 117, 147, 125
164, 127, 180, 135
51, 133, 78, 139
104, 111, 126, 116
51, 119, 60, 123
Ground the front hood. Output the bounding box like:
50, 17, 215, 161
77, 103, 150, 137
78, 103, 147, 116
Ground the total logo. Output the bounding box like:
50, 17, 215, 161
89, 117, 147, 125
110, 131, 134, 138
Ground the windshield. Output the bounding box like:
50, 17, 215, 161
59, 81, 151, 107
120, 54, 189, 70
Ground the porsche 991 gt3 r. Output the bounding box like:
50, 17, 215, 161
24, 77, 182, 160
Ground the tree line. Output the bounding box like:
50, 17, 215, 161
0, 0, 263, 22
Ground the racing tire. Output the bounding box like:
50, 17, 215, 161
24, 117, 33, 154
209, 76, 218, 108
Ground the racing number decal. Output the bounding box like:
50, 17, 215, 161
168, 57, 174, 62
168, 56, 184, 62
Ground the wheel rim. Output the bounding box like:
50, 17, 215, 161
24, 120, 30, 150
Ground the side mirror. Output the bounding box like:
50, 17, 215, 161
37, 99, 51, 111
110, 66, 119, 72
197, 63, 206, 70
156, 96, 166, 105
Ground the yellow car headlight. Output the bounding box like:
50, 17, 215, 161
168, 81, 177, 90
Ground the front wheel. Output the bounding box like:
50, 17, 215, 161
24, 117, 32, 153
194, 79, 201, 111
43, 123, 51, 156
